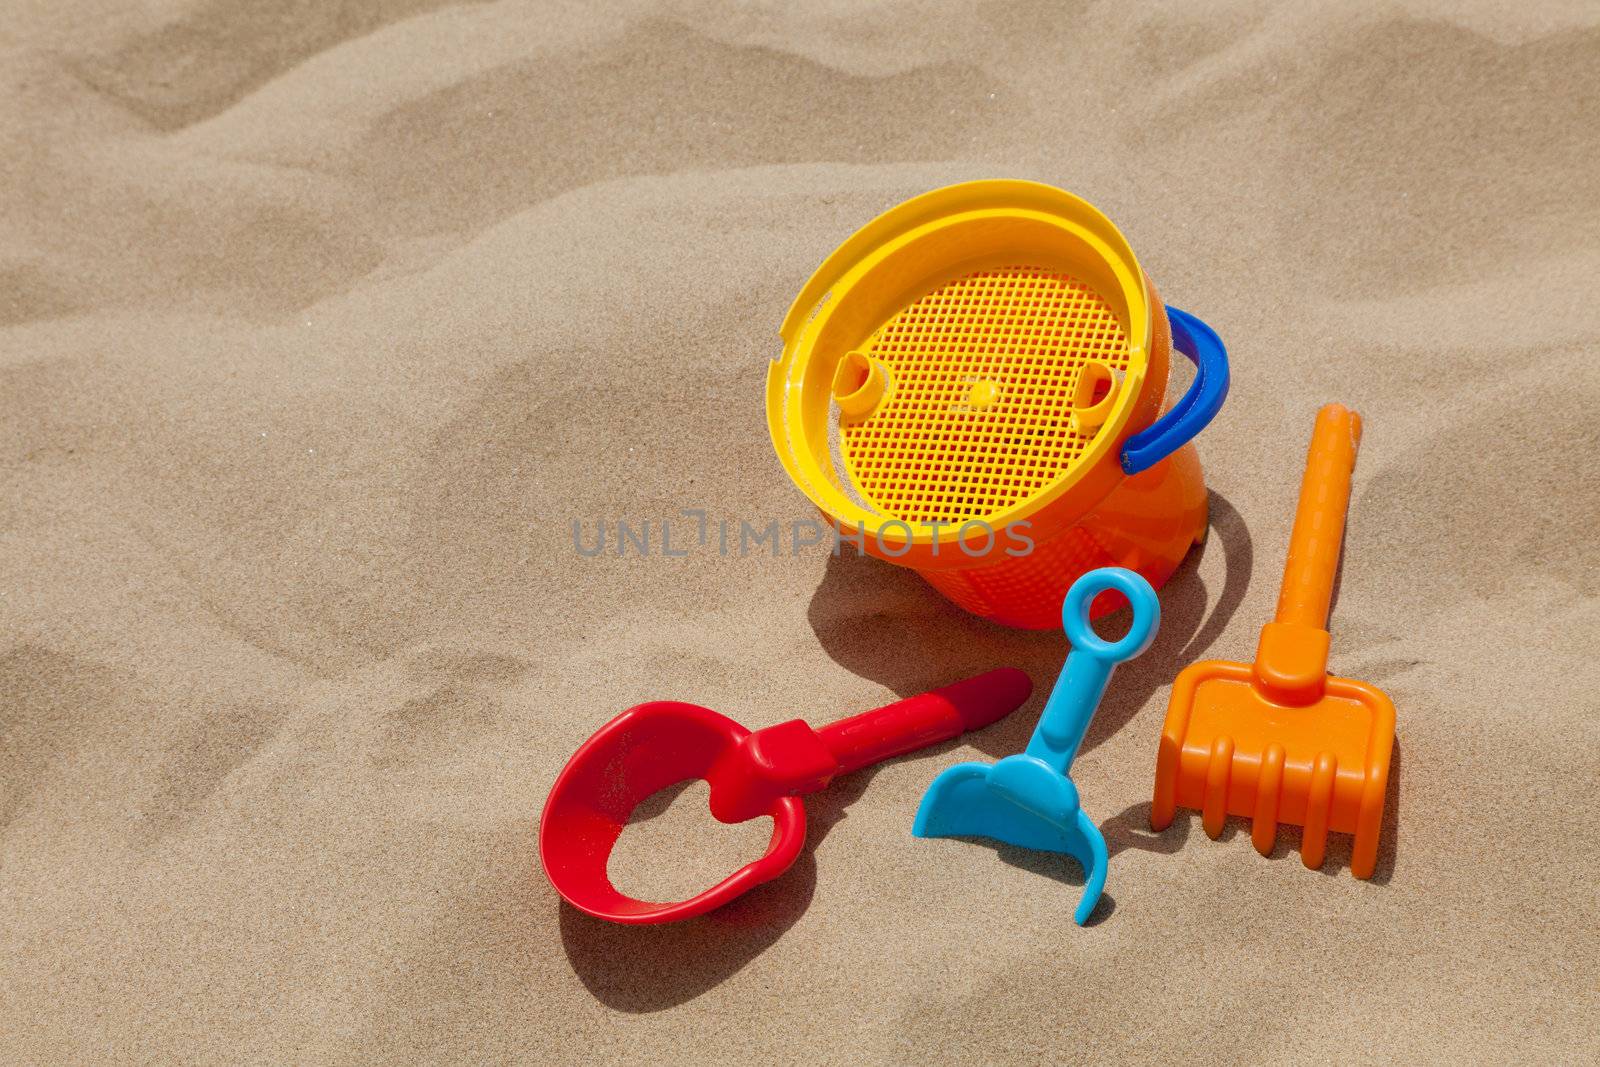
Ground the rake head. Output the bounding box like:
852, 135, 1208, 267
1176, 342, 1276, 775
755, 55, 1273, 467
1152, 659, 1395, 876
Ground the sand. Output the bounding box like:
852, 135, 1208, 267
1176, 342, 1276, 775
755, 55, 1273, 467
3, 1, 1598, 1062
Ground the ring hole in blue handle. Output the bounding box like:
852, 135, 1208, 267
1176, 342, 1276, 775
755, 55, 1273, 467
1090, 598, 1134, 642
1060, 567, 1160, 663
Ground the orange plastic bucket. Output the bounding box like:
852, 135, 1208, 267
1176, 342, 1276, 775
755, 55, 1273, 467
766, 181, 1228, 629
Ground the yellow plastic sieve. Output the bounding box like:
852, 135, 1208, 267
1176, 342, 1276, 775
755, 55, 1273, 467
766, 180, 1228, 628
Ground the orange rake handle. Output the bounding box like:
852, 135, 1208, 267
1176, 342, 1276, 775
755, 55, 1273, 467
1253, 404, 1361, 704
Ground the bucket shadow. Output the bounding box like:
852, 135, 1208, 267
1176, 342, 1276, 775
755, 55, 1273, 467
807, 491, 1253, 760
556, 761, 881, 1012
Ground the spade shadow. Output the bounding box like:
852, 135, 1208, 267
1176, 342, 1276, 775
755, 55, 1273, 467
923, 799, 1195, 928
556, 761, 882, 1012
916, 799, 1198, 929
934, 836, 1119, 926
807, 492, 1253, 761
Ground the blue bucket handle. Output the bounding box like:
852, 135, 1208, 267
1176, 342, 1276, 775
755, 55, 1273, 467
1119, 306, 1229, 475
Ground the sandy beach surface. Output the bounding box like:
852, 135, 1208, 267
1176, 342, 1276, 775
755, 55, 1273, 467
4, 1, 1598, 1062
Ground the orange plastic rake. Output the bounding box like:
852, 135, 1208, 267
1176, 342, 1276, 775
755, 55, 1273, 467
1151, 404, 1395, 878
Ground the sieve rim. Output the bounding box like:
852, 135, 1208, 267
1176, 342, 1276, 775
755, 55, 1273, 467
766, 180, 1155, 548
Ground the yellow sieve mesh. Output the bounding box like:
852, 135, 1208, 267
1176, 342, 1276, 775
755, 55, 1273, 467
839, 264, 1132, 525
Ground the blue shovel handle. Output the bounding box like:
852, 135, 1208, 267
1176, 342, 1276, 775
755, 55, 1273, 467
1120, 306, 1229, 475
1024, 568, 1161, 773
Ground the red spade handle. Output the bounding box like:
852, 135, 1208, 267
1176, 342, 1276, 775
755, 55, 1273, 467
708, 668, 1031, 822
818, 668, 1031, 773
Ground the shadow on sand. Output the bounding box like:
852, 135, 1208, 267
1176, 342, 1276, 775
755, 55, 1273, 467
806, 491, 1253, 760
560, 493, 1259, 1008
558, 760, 883, 1012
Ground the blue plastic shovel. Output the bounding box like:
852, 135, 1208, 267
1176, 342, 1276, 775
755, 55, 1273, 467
912, 567, 1160, 924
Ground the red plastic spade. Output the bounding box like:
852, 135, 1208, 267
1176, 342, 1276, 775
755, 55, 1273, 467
540, 669, 1031, 924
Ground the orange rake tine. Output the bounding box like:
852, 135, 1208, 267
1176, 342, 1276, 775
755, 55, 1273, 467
1151, 404, 1396, 878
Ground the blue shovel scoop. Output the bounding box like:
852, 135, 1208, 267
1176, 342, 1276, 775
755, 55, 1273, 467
912, 567, 1160, 924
